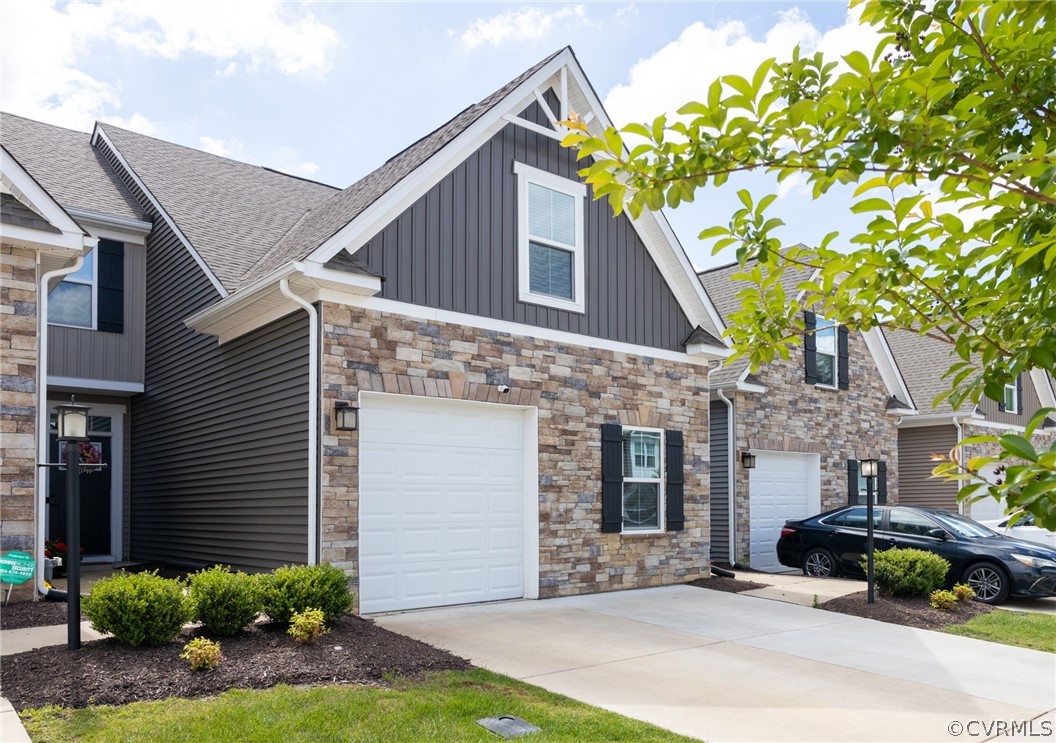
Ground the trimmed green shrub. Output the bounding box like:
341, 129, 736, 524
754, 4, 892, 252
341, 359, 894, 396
83, 571, 192, 646
952, 583, 975, 602
930, 589, 959, 611
870, 548, 949, 597
181, 637, 224, 671
188, 565, 262, 636
288, 608, 329, 645
260, 564, 353, 624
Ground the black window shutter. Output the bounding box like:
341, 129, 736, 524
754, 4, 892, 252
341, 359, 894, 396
665, 430, 685, 532
601, 424, 623, 533
837, 326, 850, 390
96, 239, 124, 334
878, 461, 888, 504
1016, 374, 1023, 414
803, 311, 817, 384
847, 459, 860, 505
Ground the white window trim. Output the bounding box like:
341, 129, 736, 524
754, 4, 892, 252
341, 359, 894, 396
1003, 381, 1018, 413
813, 316, 837, 388
621, 426, 665, 534
48, 252, 97, 330
514, 161, 586, 314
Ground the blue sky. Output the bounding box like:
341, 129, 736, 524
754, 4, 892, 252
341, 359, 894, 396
1, 1, 876, 269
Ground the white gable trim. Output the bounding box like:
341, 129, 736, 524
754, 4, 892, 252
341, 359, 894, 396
92, 126, 229, 298
1, 146, 88, 250
304, 49, 727, 343
1030, 369, 1056, 410
863, 327, 916, 411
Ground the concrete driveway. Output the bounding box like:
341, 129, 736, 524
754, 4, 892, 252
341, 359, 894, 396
377, 585, 1056, 742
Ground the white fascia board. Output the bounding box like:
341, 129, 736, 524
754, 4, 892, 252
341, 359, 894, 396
862, 327, 916, 411
0, 147, 86, 236
686, 341, 731, 360
319, 292, 712, 366
896, 411, 969, 428
306, 49, 577, 267
48, 376, 144, 394
92, 126, 228, 298
0, 223, 87, 253
66, 208, 152, 244
1030, 369, 1056, 409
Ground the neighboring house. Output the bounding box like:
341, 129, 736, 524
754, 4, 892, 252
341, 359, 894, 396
698, 261, 914, 570
0, 47, 730, 612
886, 329, 1056, 521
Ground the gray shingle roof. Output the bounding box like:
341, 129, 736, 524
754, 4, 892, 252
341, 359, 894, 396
1, 112, 144, 222
96, 123, 340, 291
697, 259, 815, 385
0, 192, 60, 233
238, 47, 568, 286
884, 329, 964, 414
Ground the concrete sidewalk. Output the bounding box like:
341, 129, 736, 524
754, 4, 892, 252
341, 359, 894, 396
378, 585, 1056, 743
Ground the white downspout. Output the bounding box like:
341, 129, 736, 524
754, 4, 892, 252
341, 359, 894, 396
35, 253, 85, 597
716, 388, 737, 566
953, 416, 965, 515
278, 278, 319, 564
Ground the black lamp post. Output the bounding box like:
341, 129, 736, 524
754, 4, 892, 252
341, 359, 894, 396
860, 458, 879, 604
55, 400, 90, 650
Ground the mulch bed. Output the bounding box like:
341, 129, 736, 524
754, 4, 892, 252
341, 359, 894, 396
0, 601, 83, 631
1, 615, 471, 712
822, 591, 993, 630
688, 576, 770, 593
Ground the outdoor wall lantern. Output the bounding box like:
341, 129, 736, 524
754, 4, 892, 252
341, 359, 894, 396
335, 401, 359, 432
859, 457, 880, 605
56, 399, 92, 650
740, 451, 757, 469
54, 400, 90, 441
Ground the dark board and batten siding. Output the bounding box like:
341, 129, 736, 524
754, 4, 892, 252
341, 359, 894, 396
897, 425, 958, 511
978, 374, 1044, 427
48, 243, 146, 383
341, 92, 694, 353
709, 400, 730, 562
95, 137, 311, 571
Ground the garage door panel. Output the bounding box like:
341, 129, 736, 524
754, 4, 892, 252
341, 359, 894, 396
360, 396, 529, 613
749, 452, 819, 572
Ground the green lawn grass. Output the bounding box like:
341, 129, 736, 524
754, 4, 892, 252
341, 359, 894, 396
20, 669, 700, 743
944, 611, 1056, 653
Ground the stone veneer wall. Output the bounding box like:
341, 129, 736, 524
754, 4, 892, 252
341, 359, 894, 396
0, 245, 38, 600
730, 330, 899, 565
320, 302, 711, 607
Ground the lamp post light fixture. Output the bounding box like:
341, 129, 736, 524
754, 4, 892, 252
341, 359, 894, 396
55, 399, 91, 650
334, 402, 359, 432
860, 457, 880, 605
740, 451, 757, 470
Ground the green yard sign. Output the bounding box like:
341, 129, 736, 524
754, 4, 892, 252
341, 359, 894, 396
0, 550, 35, 585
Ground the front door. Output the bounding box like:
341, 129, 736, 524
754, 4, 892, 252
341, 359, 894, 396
48, 412, 116, 558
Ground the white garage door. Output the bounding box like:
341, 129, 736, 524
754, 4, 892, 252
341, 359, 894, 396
359, 395, 529, 613
749, 451, 821, 571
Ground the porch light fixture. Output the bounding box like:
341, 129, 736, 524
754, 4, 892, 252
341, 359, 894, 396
859, 457, 880, 604
54, 400, 91, 441
740, 451, 757, 469
334, 401, 358, 432
57, 398, 92, 650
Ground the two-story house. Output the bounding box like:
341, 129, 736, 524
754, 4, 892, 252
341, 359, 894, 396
1, 47, 731, 611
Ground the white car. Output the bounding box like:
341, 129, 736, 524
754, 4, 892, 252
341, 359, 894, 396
979, 513, 1056, 550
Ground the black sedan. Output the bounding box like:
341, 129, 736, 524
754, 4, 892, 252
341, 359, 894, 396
776, 504, 1056, 604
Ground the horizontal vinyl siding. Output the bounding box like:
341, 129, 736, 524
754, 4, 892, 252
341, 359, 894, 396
709, 400, 730, 561
344, 90, 694, 353
96, 136, 310, 571
48, 243, 145, 383
897, 425, 958, 511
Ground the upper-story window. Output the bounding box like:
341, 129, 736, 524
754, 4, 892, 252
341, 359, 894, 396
804, 310, 848, 390
49, 250, 96, 329
1001, 376, 1021, 414
814, 316, 837, 386
514, 161, 585, 313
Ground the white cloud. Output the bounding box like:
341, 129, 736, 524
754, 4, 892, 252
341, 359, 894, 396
0, 0, 339, 132
460, 5, 587, 50
604, 7, 881, 126
199, 136, 244, 159
270, 147, 320, 178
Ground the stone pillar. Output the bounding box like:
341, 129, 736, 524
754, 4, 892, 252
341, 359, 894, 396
0, 245, 39, 601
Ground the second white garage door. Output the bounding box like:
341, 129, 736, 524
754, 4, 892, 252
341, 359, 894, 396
358, 394, 534, 613
749, 451, 821, 571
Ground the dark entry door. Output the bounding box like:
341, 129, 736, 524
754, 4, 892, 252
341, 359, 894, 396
48, 435, 112, 556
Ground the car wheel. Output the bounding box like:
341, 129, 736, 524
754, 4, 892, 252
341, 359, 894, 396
962, 562, 1010, 605
803, 548, 838, 578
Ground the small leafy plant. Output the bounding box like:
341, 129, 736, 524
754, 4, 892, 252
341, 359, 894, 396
952, 583, 976, 602
260, 563, 352, 624
930, 590, 959, 612
288, 608, 328, 645
188, 565, 262, 636
181, 637, 224, 671
83, 571, 192, 646
871, 548, 949, 598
